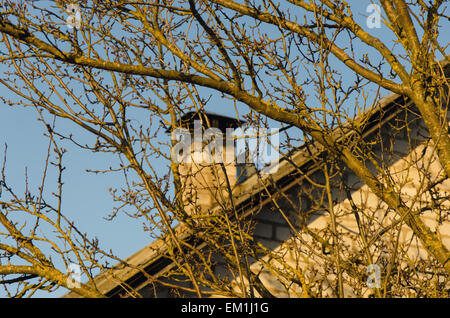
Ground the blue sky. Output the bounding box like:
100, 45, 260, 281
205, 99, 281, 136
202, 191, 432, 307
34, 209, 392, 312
0, 1, 448, 297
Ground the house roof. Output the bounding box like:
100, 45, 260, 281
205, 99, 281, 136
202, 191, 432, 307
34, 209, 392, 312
64, 58, 449, 298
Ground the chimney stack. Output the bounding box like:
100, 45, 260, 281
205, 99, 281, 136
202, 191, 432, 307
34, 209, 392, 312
170, 112, 245, 217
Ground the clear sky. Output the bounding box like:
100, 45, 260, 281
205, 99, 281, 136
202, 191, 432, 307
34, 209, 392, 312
0, 1, 448, 297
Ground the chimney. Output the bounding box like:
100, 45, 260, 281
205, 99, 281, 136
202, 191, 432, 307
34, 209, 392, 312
170, 112, 246, 216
